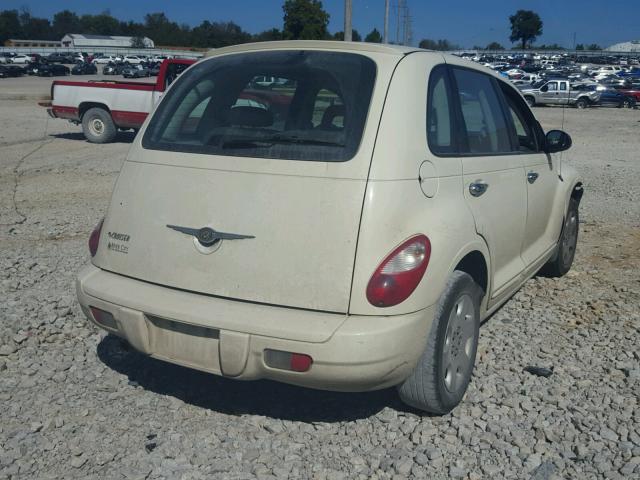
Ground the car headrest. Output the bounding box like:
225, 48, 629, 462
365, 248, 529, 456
320, 104, 345, 129
228, 106, 274, 128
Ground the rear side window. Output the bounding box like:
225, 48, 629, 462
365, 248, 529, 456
452, 67, 512, 155
143, 51, 376, 162
426, 65, 456, 155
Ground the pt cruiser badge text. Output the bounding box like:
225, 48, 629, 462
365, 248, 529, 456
106, 231, 130, 254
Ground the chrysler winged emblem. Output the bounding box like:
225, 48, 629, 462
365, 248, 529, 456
166, 225, 255, 247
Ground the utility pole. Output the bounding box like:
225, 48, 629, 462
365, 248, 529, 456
396, 0, 401, 44
383, 0, 389, 44
344, 0, 352, 42
403, 6, 412, 46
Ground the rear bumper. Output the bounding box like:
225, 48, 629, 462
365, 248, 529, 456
47, 105, 79, 121
76, 264, 435, 392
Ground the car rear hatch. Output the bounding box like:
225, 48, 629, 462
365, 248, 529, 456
93, 48, 394, 313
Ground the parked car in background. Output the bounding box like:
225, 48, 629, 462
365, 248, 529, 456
75, 42, 582, 415
573, 84, 636, 108
123, 55, 142, 64
122, 64, 150, 78
148, 63, 161, 76
614, 84, 640, 103
0, 53, 16, 64
47, 53, 73, 64
25, 63, 46, 75
0, 64, 25, 77
38, 64, 70, 77
45, 59, 195, 142
10, 54, 32, 64
93, 55, 117, 64
520, 79, 600, 108
102, 62, 128, 75
618, 67, 640, 79
72, 62, 98, 75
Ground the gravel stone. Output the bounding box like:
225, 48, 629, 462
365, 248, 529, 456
70, 456, 87, 468
0, 345, 16, 356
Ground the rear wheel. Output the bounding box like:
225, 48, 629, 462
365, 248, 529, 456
82, 107, 117, 144
525, 96, 535, 108
397, 271, 482, 414
541, 198, 579, 277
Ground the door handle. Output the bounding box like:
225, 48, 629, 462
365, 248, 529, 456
469, 181, 489, 197
527, 171, 539, 184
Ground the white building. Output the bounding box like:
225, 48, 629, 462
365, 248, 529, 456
60, 34, 154, 49
606, 40, 640, 53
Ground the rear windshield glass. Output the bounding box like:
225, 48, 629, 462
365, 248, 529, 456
142, 51, 377, 162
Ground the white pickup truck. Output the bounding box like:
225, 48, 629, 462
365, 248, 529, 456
519, 79, 600, 109
43, 59, 195, 143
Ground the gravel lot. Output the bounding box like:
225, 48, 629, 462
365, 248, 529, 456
0, 86, 639, 480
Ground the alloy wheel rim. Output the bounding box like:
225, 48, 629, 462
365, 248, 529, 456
443, 294, 476, 394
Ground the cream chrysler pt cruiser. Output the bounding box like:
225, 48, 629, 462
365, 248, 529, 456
77, 41, 582, 414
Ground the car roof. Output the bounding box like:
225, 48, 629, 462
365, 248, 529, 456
204, 40, 421, 58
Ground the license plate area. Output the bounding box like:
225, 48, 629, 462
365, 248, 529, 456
145, 314, 221, 374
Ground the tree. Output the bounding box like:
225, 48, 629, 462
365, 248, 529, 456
364, 28, 382, 43
509, 10, 543, 49
282, 0, 329, 40
143, 13, 187, 46
52, 10, 80, 38
0, 10, 21, 44
485, 41, 504, 50
535, 43, 565, 50
16, 7, 53, 40
79, 12, 120, 35
253, 28, 283, 42
587, 43, 602, 51
190, 20, 251, 48
333, 29, 361, 41
130, 36, 146, 48
418, 38, 458, 51
575, 44, 584, 50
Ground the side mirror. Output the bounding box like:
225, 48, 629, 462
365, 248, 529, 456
540, 85, 548, 92
545, 130, 572, 153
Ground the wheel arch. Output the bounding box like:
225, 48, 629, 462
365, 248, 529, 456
447, 240, 491, 311
79, 102, 111, 119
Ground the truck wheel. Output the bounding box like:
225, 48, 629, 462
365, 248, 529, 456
82, 107, 117, 144
525, 96, 535, 108
575, 98, 588, 109
541, 198, 579, 277
397, 271, 482, 414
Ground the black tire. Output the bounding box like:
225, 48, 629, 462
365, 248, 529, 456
575, 98, 588, 109
525, 96, 535, 108
81, 107, 117, 144
541, 198, 579, 277
397, 271, 483, 414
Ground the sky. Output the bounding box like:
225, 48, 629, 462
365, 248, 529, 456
2, 0, 638, 48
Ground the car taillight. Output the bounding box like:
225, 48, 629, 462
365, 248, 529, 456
89, 218, 104, 257
366, 235, 431, 308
